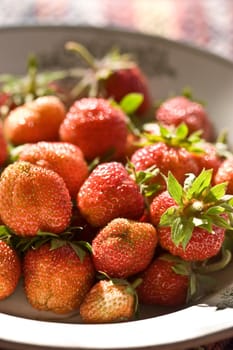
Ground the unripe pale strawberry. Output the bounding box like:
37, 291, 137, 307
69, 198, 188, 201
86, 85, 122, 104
80, 279, 136, 323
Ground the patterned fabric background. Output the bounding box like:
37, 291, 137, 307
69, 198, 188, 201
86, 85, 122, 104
0, 0, 233, 349
0, 0, 233, 61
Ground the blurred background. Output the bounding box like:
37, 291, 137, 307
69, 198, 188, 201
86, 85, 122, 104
0, 0, 232, 61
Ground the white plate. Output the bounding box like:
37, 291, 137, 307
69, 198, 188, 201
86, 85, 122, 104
0, 26, 233, 350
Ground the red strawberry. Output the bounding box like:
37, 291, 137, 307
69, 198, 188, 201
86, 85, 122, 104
0, 240, 21, 300
214, 158, 233, 194
131, 142, 199, 189
77, 162, 145, 227
59, 97, 128, 160
0, 161, 72, 237
18, 141, 88, 198
193, 142, 222, 177
0, 121, 8, 166
3, 95, 66, 145
92, 218, 158, 278
150, 170, 231, 261
155, 96, 214, 141
80, 279, 138, 323
158, 224, 225, 262
23, 242, 95, 314
65, 42, 151, 115
105, 66, 151, 115
137, 255, 189, 306
130, 124, 202, 191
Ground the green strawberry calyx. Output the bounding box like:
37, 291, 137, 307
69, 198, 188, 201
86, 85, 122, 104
159, 169, 233, 249
0, 55, 67, 117
0, 225, 92, 262
126, 160, 161, 200
142, 122, 204, 154
65, 41, 136, 98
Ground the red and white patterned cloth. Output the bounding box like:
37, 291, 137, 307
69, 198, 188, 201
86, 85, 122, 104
0, 0, 233, 349
0, 0, 233, 61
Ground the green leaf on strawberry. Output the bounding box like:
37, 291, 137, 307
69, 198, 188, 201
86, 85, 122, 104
160, 169, 233, 249
166, 171, 183, 205
119, 93, 144, 115
126, 160, 161, 199
142, 123, 204, 154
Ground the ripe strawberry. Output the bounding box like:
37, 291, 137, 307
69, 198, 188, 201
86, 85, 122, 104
3, 95, 66, 145
92, 218, 158, 278
150, 170, 232, 261
105, 66, 151, 115
77, 162, 145, 227
80, 279, 138, 323
0, 240, 21, 300
18, 141, 88, 198
0, 121, 8, 166
158, 224, 225, 262
0, 161, 72, 236
130, 124, 200, 190
214, 158, 233, 194
137, 255, 189, 306
155, 96, 214, 141
23, 242, 95, 314
65, 41, 151, 115
193, 142, 222, 177
131, 142, 198, 189
59, 97, 128, 161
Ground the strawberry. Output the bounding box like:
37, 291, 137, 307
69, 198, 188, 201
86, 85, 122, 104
0, 121, 8, 166
3, 95, 66, 145
0, 240, 21, 300
18, 141, 88, 198
0, 55, 68, 118
105, 66, 151, 115
92, 218, 158, 278
193, 141, 222, 177
80, 279, 139, 323
23, 242, 95, 314
77, 162, 145, 227
0, 161, 72, 236
59, 97, 128, 161
130, 124, 200, 190
137, 255, 189, 306
65, 41, 151, 115
150, 170, 233, 261
214, 158, 233, 194
155, 96, 214, 141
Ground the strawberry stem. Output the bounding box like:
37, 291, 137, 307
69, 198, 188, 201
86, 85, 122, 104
195, 249, 232, 274
65, 41, 96, 70
27, 55, 38, 97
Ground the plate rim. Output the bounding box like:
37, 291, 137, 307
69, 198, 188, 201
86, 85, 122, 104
0, 24, 233, 69
0, 24, 233, 350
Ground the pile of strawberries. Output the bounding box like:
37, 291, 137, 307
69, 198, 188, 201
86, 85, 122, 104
0, 41, 233, 324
